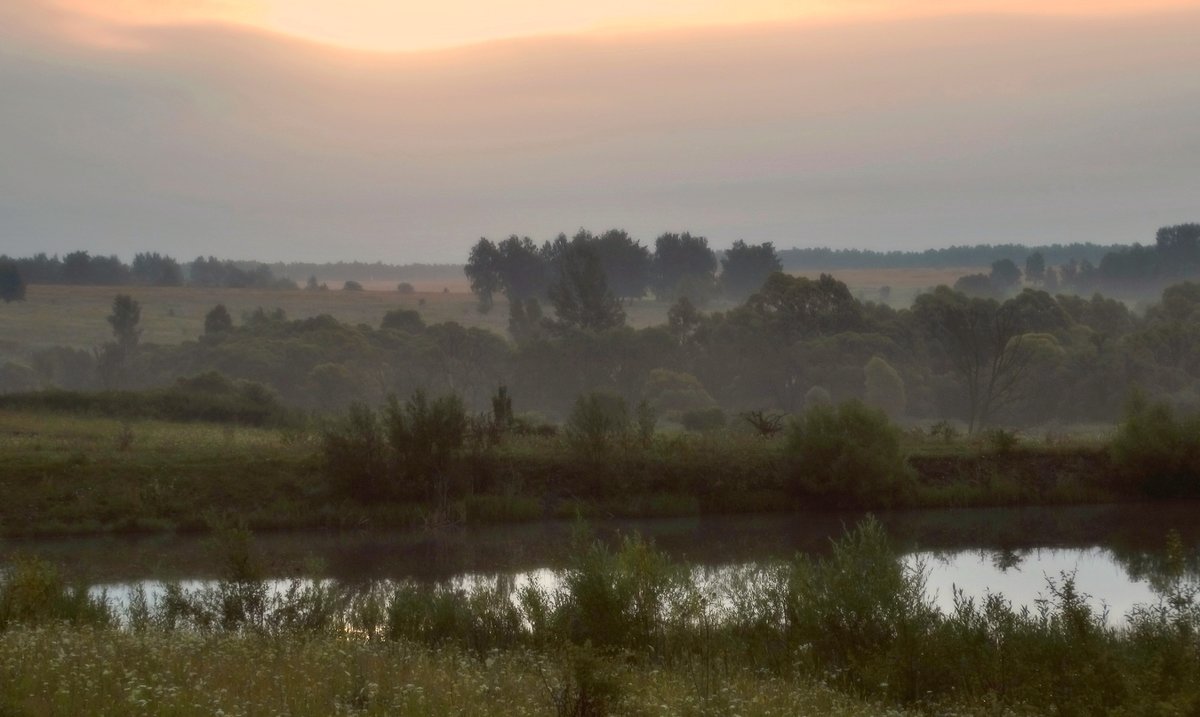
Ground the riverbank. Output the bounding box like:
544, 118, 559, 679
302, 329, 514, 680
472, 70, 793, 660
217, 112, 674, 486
0, 409, 1122, 538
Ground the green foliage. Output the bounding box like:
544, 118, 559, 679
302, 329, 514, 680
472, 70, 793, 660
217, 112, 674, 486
0, 373, 290, 425
107, 294, 141, 350
1111, 392, 1200, 498
342, 280, 364, 291
323, 391, 468, 503
863, 356, 906, 418
786, 401, 912, 505
546, 245, 625, 333
204, 304, 233, 335
380, 308, 425, 332
396, 281, 415, 294
0, 556, 112, 630
984, 427, 1021, 454
679, 406, 725, 432
719, 240, 782, 301
565, 392, 630, 454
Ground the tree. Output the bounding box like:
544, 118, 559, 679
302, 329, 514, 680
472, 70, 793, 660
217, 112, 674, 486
546, 244, 625, 333
739, 273, 862, 344
131, 253, 183, 286
381, 309, 425, 333
864, 356, 906, 418
204, 304, 233, 335
720, 240, 783, 301
651, 232, 718, 302
107, 294, 142, 351
913, 286, 1053, 432
989, 259, 1022, 293
343, 280, 364, 291
1025, 252, 1046, 285
0, 259, 26, 303
464, 236, 549, 311
1155, 223, 1200, 272
573, 229, 652, 300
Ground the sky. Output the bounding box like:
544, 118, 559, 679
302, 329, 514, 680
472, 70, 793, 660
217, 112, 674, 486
1, 0, 1198, 262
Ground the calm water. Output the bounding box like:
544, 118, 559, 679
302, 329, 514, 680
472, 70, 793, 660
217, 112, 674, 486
3, 503, 1198, 619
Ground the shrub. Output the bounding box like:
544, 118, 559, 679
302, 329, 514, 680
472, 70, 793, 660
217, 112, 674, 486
565, 392, 630, 454
380, 308, 425, 333
343, 280, 364, 291
396, 282, 415, 294
1111, 393, 1200, 498
0, 556, 112, 630
785, 400, 912, 505
384, 391, 468, 505
321, 402, 390, 500
680, 406, 726, 432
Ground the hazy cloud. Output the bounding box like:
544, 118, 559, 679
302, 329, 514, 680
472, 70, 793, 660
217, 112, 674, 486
1, 1, 1198, 261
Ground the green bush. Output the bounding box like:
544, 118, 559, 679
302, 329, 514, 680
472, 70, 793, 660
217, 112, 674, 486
1111, 393, 1200, 498
0, 556, 112, 630
785, 400, 912, 505
565, 392, 630, 454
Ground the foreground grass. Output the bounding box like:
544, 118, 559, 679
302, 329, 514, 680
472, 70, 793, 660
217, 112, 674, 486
0, 408, 1121, 537
0, 628, 904, 717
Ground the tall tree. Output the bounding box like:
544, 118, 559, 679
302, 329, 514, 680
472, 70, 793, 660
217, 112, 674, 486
546, 244, 625, 333
989, 259, 1022, 293
720, 240, 783, 301
107, 294, 142, 351
914, 286, 1060, 432
1024, 251, 1046, 285
651, 232, 718, 303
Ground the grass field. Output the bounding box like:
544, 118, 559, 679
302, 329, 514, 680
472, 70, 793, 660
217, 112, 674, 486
0, 267, 979, 363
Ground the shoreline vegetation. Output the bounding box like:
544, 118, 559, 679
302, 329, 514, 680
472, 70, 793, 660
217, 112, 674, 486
2, 518, 1199, 715
0, 390, 1184, 539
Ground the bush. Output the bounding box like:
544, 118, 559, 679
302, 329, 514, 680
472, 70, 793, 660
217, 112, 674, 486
565, 392, 630, 454
396, 282, 415, 294
343, 280, 364, 291
785, 400, 912, 505
1111, 393, 1200, 498
680, 406, 726, 432
0, 556, 112, 630
864, 356, 906, 418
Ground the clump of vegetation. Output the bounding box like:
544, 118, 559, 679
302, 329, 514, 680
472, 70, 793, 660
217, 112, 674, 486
564, 391, 630, 455
322, 391, 468, 503
1110, 392, 1200, 498
786, 401, 912, 505
0, 556, 111, 630
0, 372, 291, 426
984, 427, 1021, 454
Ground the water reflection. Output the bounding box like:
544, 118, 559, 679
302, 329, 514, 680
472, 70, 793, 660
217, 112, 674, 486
5, 503, 1199, 622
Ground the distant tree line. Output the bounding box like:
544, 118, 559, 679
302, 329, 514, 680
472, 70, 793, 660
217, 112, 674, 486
0, 252, 297, 290
948, 224, 1200, 299
778, 243, 1125, 271
266, 261, 464, 284
465, 230, 782, 318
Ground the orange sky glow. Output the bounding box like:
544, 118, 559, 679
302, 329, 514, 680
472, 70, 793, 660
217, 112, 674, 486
49, 0, 1200, 52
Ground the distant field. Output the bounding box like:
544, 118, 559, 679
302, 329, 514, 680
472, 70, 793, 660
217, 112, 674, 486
0, 267, 977, 362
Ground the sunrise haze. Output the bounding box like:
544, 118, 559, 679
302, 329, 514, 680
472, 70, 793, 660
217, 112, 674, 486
2, 0, 1198, 261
